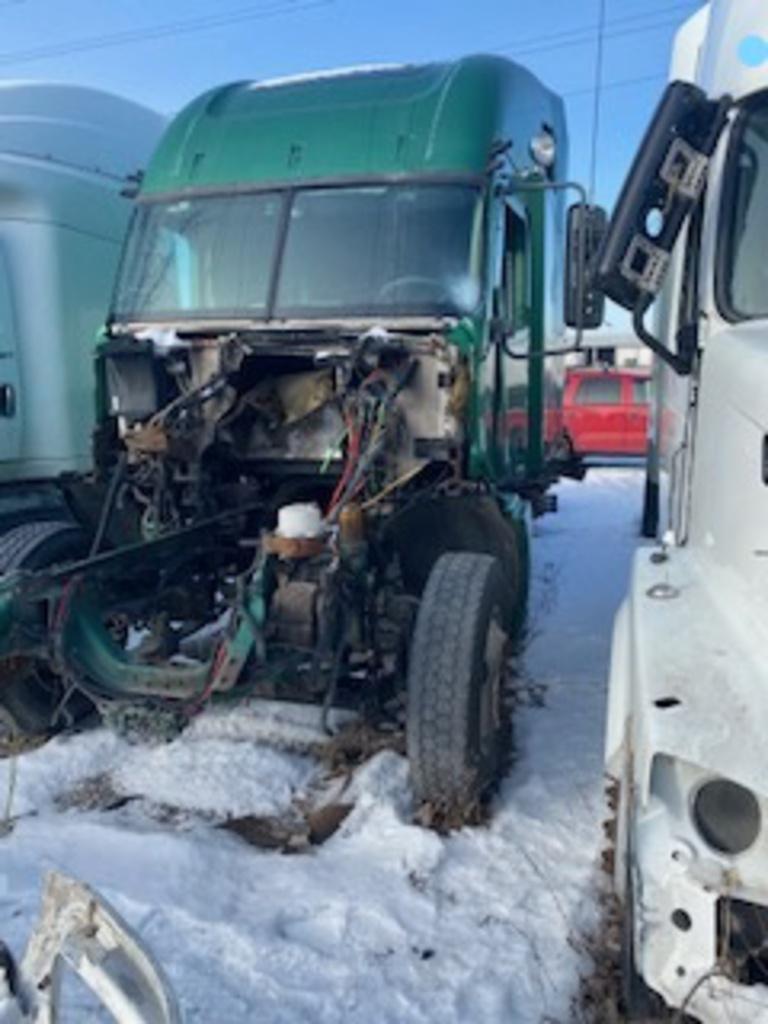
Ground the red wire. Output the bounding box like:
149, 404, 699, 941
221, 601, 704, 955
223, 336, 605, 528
187, 638, 228, 718
52, 576, 80, 632
326, 370, 391, 518
360, 368, 385, 391
326, 412, 360, 516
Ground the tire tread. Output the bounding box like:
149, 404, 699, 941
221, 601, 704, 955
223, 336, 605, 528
0, 521, 82, 573
407, 552, 504, 809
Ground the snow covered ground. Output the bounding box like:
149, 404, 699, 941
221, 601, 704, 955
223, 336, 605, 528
0, 468, 643, 1023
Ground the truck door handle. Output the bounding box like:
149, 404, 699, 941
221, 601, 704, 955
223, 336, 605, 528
0, 384, 15, 417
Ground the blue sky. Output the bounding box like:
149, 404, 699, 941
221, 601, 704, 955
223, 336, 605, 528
0, 0, 701, 209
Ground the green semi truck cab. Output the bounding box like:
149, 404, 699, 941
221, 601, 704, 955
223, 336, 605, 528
0, 57, 604, 820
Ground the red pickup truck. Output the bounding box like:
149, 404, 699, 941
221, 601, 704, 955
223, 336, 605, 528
563, 368, 650, 457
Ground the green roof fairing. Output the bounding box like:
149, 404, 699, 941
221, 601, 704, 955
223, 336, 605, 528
141, 56, 566, 196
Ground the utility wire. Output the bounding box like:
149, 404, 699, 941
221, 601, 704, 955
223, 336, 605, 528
0, 0, 696, 73
565, 71, 664, 99
0, 0, 331, 67
493, 1, 697, 57
499, 12, 694, 61
492, 4, 688, 139
589, 0, 608, 201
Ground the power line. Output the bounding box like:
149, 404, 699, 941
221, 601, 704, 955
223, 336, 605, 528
0, 1, 698, 72
499, 12, 693, 61
0, 0, 331, 67
588, 0, 608, 201
492, 1, 696, 57
565, 71, 664, 99
489, 5, 687, 129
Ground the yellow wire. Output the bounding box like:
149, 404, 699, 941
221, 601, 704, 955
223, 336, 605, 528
361, 464, 424, 511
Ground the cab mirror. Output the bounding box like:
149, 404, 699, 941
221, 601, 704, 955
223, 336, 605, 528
564, 203, 607, 330
596, 81, 730, 312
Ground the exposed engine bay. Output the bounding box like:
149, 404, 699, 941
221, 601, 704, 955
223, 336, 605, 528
31, 324, 491, 736
100, 326, 466, 532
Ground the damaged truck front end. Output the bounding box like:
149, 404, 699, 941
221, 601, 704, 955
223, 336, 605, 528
0, 57, 602, 819
607, 549, 768, 1023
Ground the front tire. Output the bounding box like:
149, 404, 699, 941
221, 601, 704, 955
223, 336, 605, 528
0, 522, 92, 755
406, 552, 512, 822
0, 520, 88, 573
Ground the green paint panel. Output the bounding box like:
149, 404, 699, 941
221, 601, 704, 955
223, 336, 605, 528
142, 56, 560, 194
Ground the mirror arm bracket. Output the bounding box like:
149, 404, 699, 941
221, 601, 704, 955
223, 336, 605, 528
632, 300, 693, 376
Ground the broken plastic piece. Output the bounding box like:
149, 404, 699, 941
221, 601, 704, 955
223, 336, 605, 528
1, 872, 180, 1024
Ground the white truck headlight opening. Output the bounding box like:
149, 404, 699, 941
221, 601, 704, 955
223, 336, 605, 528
718, 898, 768, 987
692, 779, 761, 855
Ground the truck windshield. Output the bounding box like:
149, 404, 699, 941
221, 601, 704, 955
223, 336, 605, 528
724, 99, 768, 318
112, 184, 482, 323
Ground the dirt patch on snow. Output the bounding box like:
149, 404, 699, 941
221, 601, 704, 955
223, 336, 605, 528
55, 772, 133, 814
221, 802, 354, 852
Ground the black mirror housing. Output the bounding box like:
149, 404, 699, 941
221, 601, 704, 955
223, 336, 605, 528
565, 203, 608, 330
595, 81, 730, 312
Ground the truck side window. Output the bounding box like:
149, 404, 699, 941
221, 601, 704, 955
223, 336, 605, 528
633, 378, 650, 404
722, 101, 768, 318
502, 205, 531, 334
575, 377, 622, 405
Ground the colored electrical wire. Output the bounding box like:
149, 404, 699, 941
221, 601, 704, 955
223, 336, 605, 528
361, 464, 425, 511
186, 639, 229, 718
326, 412, 361, 518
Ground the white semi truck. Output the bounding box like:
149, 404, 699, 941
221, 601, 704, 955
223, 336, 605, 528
599, 1, 768, 1020
0, 85, 173, 1023
0, 83, 163, 525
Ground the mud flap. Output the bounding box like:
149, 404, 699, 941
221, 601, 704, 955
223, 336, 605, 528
3, 872, 180, 1023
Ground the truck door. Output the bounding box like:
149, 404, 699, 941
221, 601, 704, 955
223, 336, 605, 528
0, 247, 21, 463
496, 201, 532, 476
570, 373, 623, 453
